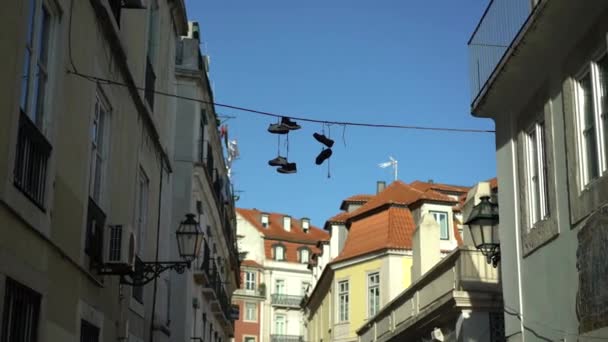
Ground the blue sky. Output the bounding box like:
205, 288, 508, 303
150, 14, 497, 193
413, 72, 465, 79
184, 0, 495, 227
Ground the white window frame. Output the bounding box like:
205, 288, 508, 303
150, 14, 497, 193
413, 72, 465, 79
243, 336, 256, 342
274, 314, 286, 335
338, 280, 349, 322
275, 279, 285, 295
89, 89, 111, 205
244, 302, 257, 322
430, 211, 449, 240
244, 271, 256, 291
524, 121, 550, 227
575, 58, 608, 189
20, 0, 58, 132
367, 272, 380, 318
300, 249, 310, 264
274, 245, 285, 261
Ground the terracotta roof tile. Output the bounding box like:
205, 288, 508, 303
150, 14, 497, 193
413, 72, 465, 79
331, 206, 415, 263
240, 259, 263, 268
263, 239, 321, 263
346, 181, 456, 221
340, 194, 373, 210
327, 211, 350, 224
487, 177, 498, 190
410, 180, 470, 194
237, 208, 329, 244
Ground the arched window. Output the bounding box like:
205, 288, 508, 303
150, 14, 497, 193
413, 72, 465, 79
300, 249, 310, 264
273, 244, 285, 261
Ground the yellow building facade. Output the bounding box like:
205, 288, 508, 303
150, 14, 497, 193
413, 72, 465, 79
304, 181, 467, 342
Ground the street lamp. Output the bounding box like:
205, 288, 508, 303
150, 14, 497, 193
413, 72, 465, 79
464, 196, 500, 267
102, 213, 204, 286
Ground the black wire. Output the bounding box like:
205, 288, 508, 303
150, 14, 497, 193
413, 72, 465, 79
68, 70, 496, 134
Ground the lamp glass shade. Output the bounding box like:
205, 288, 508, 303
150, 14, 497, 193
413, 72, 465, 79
464, 196, 500, 256
176, 213, 204, 261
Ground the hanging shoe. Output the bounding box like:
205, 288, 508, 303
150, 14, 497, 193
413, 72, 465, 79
277, 162, 297, 174
313, 132, 334, 148
315, 148, 333, 165
268, 156, 288, 167
268, 123, 290, 134
281, 117, 301, 130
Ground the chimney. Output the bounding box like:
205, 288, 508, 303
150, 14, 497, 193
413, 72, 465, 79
301, 218, 310, 233
283, 216, 291, 232
260, 213, 269, 228
377, 181, 386, 194
411, 213, 441, 281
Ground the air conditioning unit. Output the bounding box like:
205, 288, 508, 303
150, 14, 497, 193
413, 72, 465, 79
104, 224, 136, 275
123, 0, 147, 9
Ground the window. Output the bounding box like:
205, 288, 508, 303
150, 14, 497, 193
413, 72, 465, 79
244, 271, 256, 290
525, 122, 550, 227
274, 315, 286, 334
80, 320, 100, 342
430, 211, 449, 240
199, 109, 207, 162
368, 272, 380, 318
244, 337, 256, 342
261, 213, 269, 228
244, 302, 257, 322
274, 245, 285, 261
300, 248, 310, 264
275, 279, 285, 295
89, 90, 110, 204
338, 280, 349, 322
20, 0, 56, 130
576, 56, 608, 187
144, 0, 158, 109
1, 278, 41, 342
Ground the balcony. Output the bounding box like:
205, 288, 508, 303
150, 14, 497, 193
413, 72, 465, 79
13, 111, 52, 210
271, 294, 303, 308
194, 241, 212, 285
233, 285, 265, 299
468, 0, 533, 102
357, 248, 501, 342
270, 335, 303, 342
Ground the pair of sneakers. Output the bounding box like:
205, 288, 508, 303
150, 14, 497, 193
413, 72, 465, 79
314, 133, 334, 165
268, 117, 301, 134
268, 156, 297, 174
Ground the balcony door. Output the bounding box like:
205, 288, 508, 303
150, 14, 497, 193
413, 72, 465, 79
274, 314, 286, 335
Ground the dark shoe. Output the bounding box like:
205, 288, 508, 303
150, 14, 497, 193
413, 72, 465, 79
277, 162, 297, 174
268, 123, 290, 134
313, 133, 334, 148
281, 117, 301, 130
315, 148, 333, 165
268, 156, 288, 167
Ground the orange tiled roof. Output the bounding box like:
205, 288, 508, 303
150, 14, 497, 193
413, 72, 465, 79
237, 208, 329, 244
240, 259, 263, 269
487, 177, 498, 190
346, 181, 456, 221
410, 180, 470, 194
331, 206, 415, 263
327, 211, 350, 224
340, 194, 373, 210
263, 239, 322, 263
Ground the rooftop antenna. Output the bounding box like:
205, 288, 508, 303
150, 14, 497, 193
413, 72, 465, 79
378, 156, 398, 181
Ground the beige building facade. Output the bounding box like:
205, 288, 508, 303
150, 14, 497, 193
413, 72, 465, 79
0, 0, 198, 341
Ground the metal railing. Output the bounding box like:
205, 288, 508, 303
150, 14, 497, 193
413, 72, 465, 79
13, 111, 52, 209
132, 257, 145, 303
270, 335, 303, 342
468, 0, 534, 102
144, 56, 156, 110
85, 198, 106, 268
271, 294, 303, 307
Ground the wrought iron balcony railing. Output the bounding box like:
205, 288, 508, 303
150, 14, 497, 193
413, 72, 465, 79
13, 111, 52, 209
271, 294, 303, 307
270, 335, 303, 342
468, 0, 535, 102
